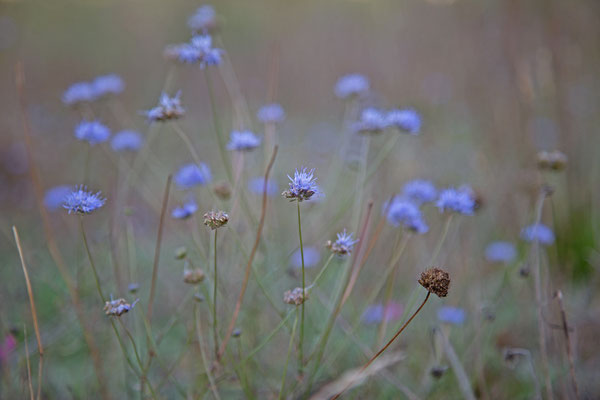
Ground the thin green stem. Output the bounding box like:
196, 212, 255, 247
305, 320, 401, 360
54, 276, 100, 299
79, 217, 106, 303
296, 201, 306, 376
309, 254, 336, 290
278, 308, 300, 400
428, 214, 453, 267
195, 304, 222, 400
204, 69, 233, 183
213, 230, 219, 361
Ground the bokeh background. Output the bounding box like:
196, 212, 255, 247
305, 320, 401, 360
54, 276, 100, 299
0, 0, 599, 399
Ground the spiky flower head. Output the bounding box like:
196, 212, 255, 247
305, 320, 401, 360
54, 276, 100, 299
334, 74, 369, 99
283, 287, 308, 306
402, 179, 437, 204
537, 150, 567, 171
203, 210, 229, 230
436, 187, 475, 215
226, 130, 261, 151
385, 197, 429, 234
282, 167, 320, 202
111, 130, 143, 152
386, 108, 422, 134
520, 223, 555, 246
418, 267, 450, 298
174, 163, 211, 189
63, 185, 106, 215
326, 229, 358, 256
104, 298, 139, 317
74, 120, 111, 145
145, 91, 185, 122
257, 103, 285, 124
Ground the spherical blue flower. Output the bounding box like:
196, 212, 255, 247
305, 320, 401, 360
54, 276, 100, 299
485, 241, 517, 263
92, 74, 124, 98
335, 74, 369, 99
145, 91, 185, 122
402, 179, 437, 204
74, 120, 111, 145
437, 306, 466, 325
227, 130, 261, 151
62, 82, 96, 105
247, 177, 278, 196
353, 108, 388, 134
290, 246, 320, 269
283, 167, 320, 202
63, 185, 106, 214
257, 103, 285, 124
171, 200, 198, 219
520, 223, 555, 246
44, 185, 73, 211
385, 197, 428, 234
386, 108, 421, 134
111, 130, 143, 152
328, 229, 359, 255
187, 5, 217, 32
436, 187, 475, 215
174, 163, 212, 189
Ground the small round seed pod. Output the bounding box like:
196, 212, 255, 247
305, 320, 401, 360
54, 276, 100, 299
283, 287, 308, 305
418, 267, 451, 298
183, 268, 206, 284
203, 210, 229, 230
214, 181, 232, 200
174, 246, 188, 260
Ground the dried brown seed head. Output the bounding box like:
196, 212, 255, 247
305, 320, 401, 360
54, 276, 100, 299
183, 268, 205, 284
203, 210, 229, 230
283, 287, 308, 306
418, 267, 450, 298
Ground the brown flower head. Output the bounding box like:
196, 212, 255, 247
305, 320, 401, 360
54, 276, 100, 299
104, 298, 139, 317
283, 287, 308, 306
214, 182, 232, 200
418, 267, 450, 298
183, 268, 205, 284
537, 150, 567, 171
203, 210, 229, 230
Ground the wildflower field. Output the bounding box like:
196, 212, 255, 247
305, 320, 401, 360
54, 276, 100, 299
1, 1, 599, 399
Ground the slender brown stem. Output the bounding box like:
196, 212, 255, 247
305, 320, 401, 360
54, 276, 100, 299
218, 146, 278, 359
555, 290, 579, 399
147, 174, 172, 321
331, 292, 431, 400
23, 325, 34, 400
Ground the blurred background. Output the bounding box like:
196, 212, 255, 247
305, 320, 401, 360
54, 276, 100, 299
0, 0, 599, 399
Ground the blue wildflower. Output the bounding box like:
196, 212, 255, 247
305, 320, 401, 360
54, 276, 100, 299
111, 130, 143, 152
327, 229, 358, 255
44, 185, 73, 211
436, 187, 475, 215
257, 103, 285, 124
187, 5, 217, 32
485, 241, 517, 263
437, 306, 466, 325
520, 223, 555, 246
353, 108, 388, 134
74, 120, 111, 145
282, 167, 320, 202
290, 246, 320, 269
361, 302, 403, 325
247, 177, 278, 196
62, 82, 96, 105
104, 298, 139, 317
386, 108, 421, 134
174, 163, 212, 189
227, 130, 261, 151
385, 197, 428, 234
335, 74, 369, 99
145, 91, 185, 122
402, 179, 437, 204
171, 200, 198, 219
63, 185, 106, 214
92, 74, 124, 98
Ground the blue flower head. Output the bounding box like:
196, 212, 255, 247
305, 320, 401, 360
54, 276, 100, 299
248, 177, 278, 196
520, 223, 555, 246
145, 91, 185, 122
353, 108, 388, 134
485, 241, 517, 263
282, 167, 320, 202
436, 187, 475, 215
437, 306, 466, 325
402, 179, 437, 204
227, 130, 261, 151
187, 5, 217, 32
171, 200, 198, 220
386, 108, 421, 134
63, 185, 106, 214
111, 130, 143, 152
335, 74, 369, 99
327, 229, 358, 255
174, 163, 212, 189
385, 197, 428, 234
63, 82, 96, 105
257, 103, 285, 124
92, 74, 124, 98
75, 120, 111, 145
290, 246, 320, 269
361, 302, 403, 325
44, 185, 73, 211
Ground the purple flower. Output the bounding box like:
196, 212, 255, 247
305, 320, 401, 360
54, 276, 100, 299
328, 229, 358, 255
353, 108, 388, 134
402, 179, 437, 204
385, 197, 429, 234
187, 5, 217, 32
437, 306, 466, 325
386, 108, 421, 134
290, 246, 320, 269
247, 177, 278, 196
44, 185, 73, 211
227, 130, 261, 151
282, 167, 320, 202
436, 187, 475, 215
145, 91, 185, 122
335, 74, 369, 99
174, 163, 212, 189
520, 223, 555, 246
74, 120, 111, 145
111, 130, 143, 152
92, 74, 124, 98
485, 241, 517, 263
257, 103, 286, 124
361, 302, 404, 325
62, 82, 95, 105
171, 200, 198, 219
63, 185, 106, 214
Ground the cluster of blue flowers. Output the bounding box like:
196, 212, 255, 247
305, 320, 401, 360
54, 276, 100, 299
353, 107, 422, 135
62, 74, 124, 105
74, 120, 111, 145
436, 186, 476, 215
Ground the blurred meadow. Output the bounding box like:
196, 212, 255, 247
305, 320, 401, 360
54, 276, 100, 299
1, 0, 599, 398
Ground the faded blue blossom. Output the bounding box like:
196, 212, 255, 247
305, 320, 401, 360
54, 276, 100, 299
171, 200, 198, 219
74, 120, 110, 145
335, 74, 369, 99
290, 246, 320, 269
436, 187, 475, 215
227, 130, 261, 151
402, 179, 437, 204
385, 197, 428, 234
386, 108, 421, 134
104, 298, 139, 317
353, 108, 388, 134
92, 74, 124, 98
111, 130, 143, 152
282, 167, 320, 202
62, 82, 95, 105
327, 229, 358, 255
437, 306, 466, 325
145, 92, 185, 122
174, 163, 211, 189
168, 35, 223, 67
485, 241, 517, 263
44, 185, 73, 211
361, 302, 404, 325
63, 185, 106, 214
187, 5, 217, 32
257, 103, 285, 124
520, 223, 555, 246
247, 177, 278, 196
